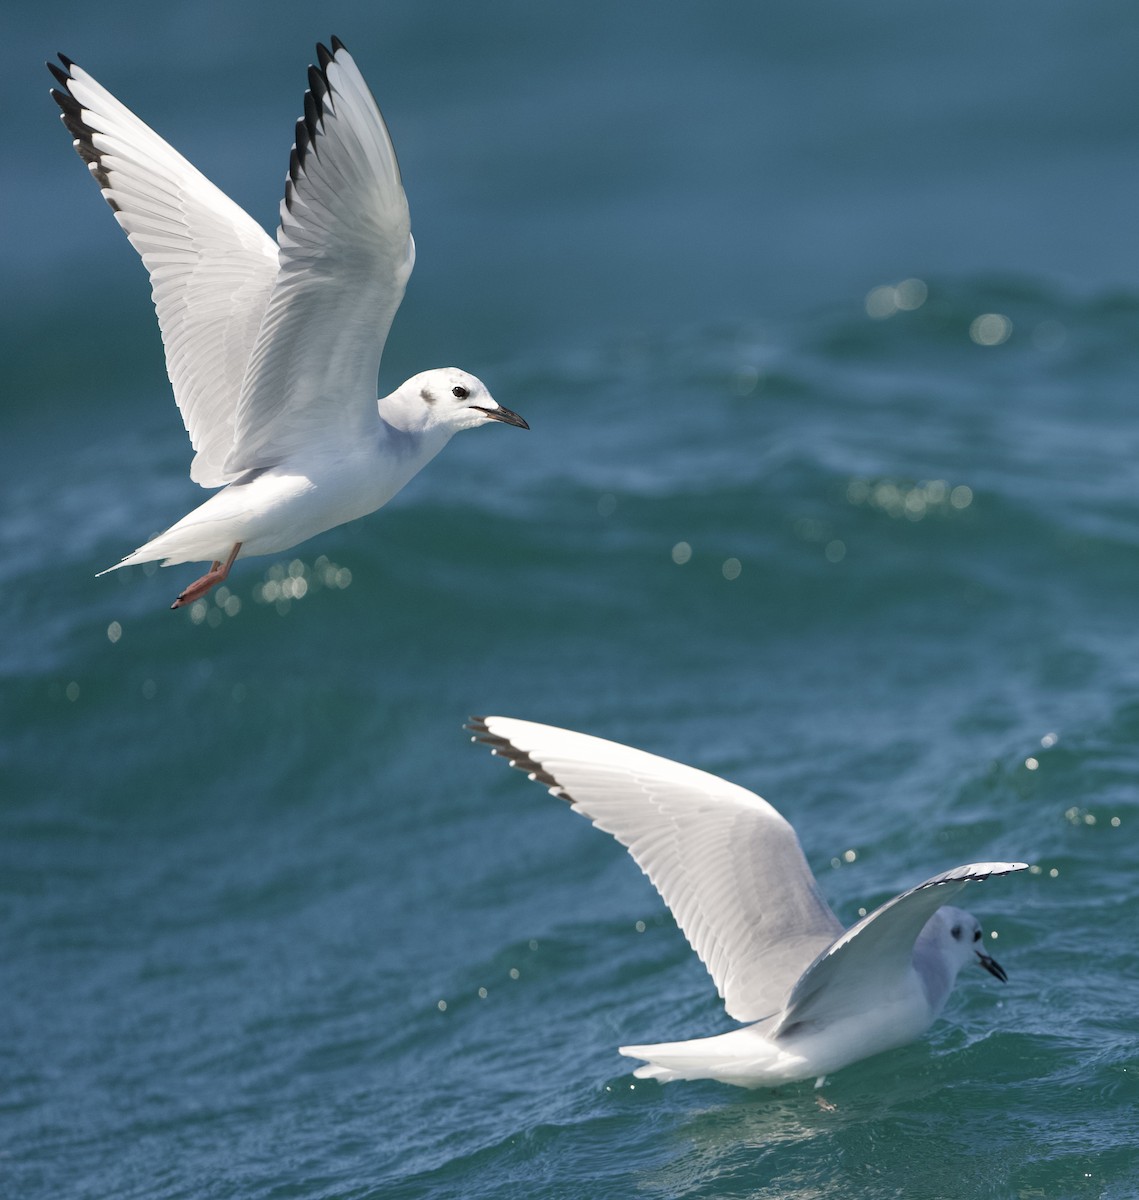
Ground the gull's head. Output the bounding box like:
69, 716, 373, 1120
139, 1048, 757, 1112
928, 905, 1008, 983
384, 368, 528, 435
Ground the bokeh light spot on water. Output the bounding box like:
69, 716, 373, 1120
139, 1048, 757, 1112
794, 516, 828, 543
847, 476, 973, 521
969, 312, 1013, 346
894, 278, 928, 310
106, 621, 122, 643
1041, 731, 1059, 748
721, 557, 741, 581
950, 485, 973, 509
824, 540, 846, 563
865, 277, 928, 319
1025, 757, 1039, 771
635, 920, 646, 933
671, 541, 692, 565
436, 1000, 447, 1013
1065, 806, 1119, 828
253, 555, 352, 612
65, 681, 80, 703
865, 285, 897, 319
509, 968, 520, 980
213, 588, 242, 617
478, 987, 488, 999
731, 365, 761, 395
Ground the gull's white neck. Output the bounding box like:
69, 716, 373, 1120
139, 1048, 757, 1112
911, 926, 957, 1017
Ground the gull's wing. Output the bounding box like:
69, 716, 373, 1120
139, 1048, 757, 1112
775, 861, 1028, 1034
224, 38, 415, 476
49, 54, 280, 488
468, 717, 844, 1023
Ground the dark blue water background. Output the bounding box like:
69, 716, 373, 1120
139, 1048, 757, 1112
3, 3, 1139, 1197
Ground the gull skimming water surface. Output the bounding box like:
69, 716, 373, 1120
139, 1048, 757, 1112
469, 716, 1026, 1089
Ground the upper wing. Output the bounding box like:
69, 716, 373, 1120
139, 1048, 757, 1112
224, 38, 415, 476
468, 717, 844, 1023
49, 54, 280, 488
776, 861, 1028, 1034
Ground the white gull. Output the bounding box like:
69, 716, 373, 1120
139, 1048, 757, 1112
469, 716, 1026, 1089
49, 38, 527, 609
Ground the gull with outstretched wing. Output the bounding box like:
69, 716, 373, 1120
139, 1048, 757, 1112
469, 716, 1026, 1088
50, 38, 527, 608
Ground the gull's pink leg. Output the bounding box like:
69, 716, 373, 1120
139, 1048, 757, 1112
170, 542, 242, 610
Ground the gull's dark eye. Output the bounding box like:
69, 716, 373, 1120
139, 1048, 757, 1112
950, 924, 962, 940
973, 929, 982, 943
452, 385, 470, 400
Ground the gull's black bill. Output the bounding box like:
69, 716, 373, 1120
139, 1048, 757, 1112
473, 404, 529, 430
977, 951, 1008, 983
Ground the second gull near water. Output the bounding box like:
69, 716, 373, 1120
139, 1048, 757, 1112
470, 716, 1025, 1089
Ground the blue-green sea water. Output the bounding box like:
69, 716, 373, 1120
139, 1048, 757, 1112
4, 3, 1139, 1197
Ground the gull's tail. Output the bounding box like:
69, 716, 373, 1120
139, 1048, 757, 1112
95, 537, 168, 577
619, 1024, 802, 1088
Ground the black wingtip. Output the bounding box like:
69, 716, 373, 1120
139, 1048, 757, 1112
288, 45, 340, 212
47, 61, 118, 205
465, 717, 570, 801
302, 91, 320, 142
49, 86, 74, 114
330, 35, 347, 54
47, 58, 71, 88
307, 63, 328, 104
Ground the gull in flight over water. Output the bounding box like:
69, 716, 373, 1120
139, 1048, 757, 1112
469, 717, 1027, 1089
49, 38, 527, 609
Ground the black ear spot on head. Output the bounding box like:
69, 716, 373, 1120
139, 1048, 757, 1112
420, 387, 436, 405
452, 385, 470, 400
973, 929, 982, 942
950, 924, 962, 940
